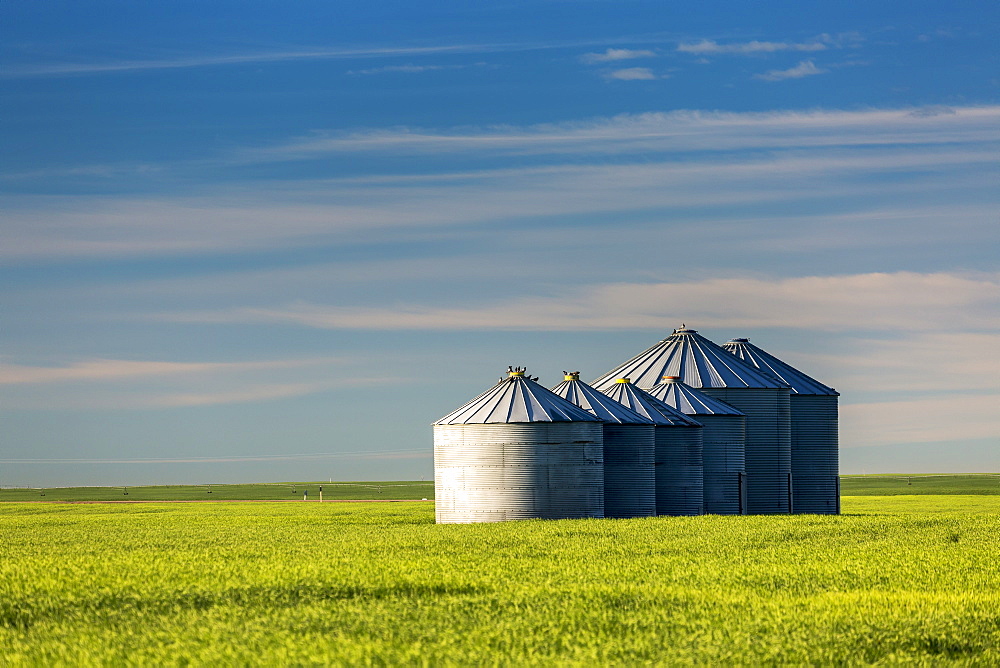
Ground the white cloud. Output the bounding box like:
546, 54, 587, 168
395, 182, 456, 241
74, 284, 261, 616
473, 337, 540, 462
0, 357, 344, 385
151, 381, 359, 408
3, 150, 996, 262
842, 394, 1000, 447
678, 39, 827, 55
347, 64, 447, 75
1, 45, 476, 78
3, 107, 996, 262
802, 332, 1000, 393
580, 48, 655, 63
0, 355, 407, 410
240, 106, 1000, 161
604, 67, 657, 81
160, 272, 1000, 333
755, 60, 827, 81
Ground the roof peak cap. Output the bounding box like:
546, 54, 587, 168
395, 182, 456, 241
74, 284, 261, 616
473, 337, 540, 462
504, 365, 538, 382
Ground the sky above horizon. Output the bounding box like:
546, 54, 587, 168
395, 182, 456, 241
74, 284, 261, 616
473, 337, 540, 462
2, 1, 998, 486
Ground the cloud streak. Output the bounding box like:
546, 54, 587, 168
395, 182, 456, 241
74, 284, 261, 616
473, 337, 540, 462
605, 67, 657, 80
3, 149, 996, 262
755, 60, 827, 81
160, 272, 1000, 333
1, 37, 658, 79
0, 357, 344, 385
580, 48, 655, 63
842, 394, 1000, 447
241, 106, 1000, 160
0, 356, 409, 409
678, 39, 827, 54
1, 45, 482, 78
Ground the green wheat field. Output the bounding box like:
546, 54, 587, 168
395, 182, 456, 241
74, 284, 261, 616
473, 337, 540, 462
2, 475, 999, 664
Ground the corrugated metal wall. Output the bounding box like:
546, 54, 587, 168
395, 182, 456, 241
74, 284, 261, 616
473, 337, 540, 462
699, 387, 791, 514
789, 394, 839, 514
695, 413, 746, 515
603, 423, 657, 518
434, 422, 605, 523
654, 425, 704, 516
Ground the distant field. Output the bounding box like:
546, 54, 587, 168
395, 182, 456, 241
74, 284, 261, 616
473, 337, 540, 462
0, 481, 434, 502
840, 474, 1000, 496
3, 474, 998, 502
1, 496, 998, 664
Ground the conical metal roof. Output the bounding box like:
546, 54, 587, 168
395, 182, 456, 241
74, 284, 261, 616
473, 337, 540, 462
591, 327, 788, 390
435, 367, 602, 424
551, 372, 655, 425
601, 379, 702, 427
648, 376, 745, 416
722, 339, 839, 396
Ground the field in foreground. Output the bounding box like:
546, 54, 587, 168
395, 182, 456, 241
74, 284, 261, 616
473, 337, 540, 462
2, 497, 999, 665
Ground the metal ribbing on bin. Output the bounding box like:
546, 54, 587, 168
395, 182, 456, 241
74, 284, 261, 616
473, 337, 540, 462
601, 379, 704, 516
433, 368, 604, 523
648, 376, 746, 515
723, 339, 839, 514
593, 327, 791, 514
552, 372, 656, 519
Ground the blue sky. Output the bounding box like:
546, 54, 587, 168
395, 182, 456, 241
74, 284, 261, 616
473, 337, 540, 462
2, 1, 998, 486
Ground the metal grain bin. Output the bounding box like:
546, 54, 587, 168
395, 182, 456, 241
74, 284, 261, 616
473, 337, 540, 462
552, 372, 656, 519
601, 379, 704, 516
648, 376, 747, 515
433, 367, 604, 523
722, 338, 839, 514
592, 327, 792, 514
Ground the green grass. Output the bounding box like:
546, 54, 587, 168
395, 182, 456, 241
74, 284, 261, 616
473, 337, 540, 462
0, 480, 434, 502
841, 474, 1000, 496
2, 496, 998, 665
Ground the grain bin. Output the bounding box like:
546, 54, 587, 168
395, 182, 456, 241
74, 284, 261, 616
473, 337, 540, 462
648, 376, 746, 515
601, 379, 704, 516
433, 367, 605, 523
552, 372, 656, 519
722, 338, 839, 514
592, 327, 792, 514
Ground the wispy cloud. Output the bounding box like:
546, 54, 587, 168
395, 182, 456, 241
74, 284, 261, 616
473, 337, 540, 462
3, 151, 996, 262
239, 106, 1000, 161
604, 67, 657, 81
0, 357, 343, 385
3, 107, 996, 263
152, 382, 345, 408
804, 333, 1000, 393
580, 48, 655, 64
1, 37, 654, 79
755, 60, 827, 81
678, 39, 827, 55
1, 45, 480, 78
842, 394, 1000, 447
347, 64, 450, 76
0, 356, 409, 409
158, 272, 1000, 333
